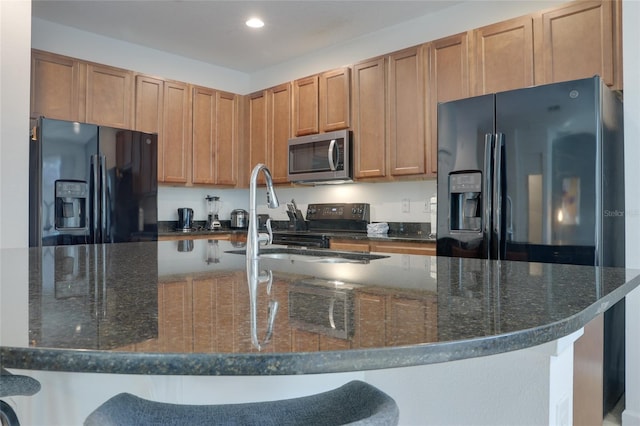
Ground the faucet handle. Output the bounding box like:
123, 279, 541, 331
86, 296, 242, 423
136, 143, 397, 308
265, 218, 274, 245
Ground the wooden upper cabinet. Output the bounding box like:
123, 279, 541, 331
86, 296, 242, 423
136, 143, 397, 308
268, 83, 293, 184
426, 32, 471, 176
215, 91, 237, 186
293, 75, 319, 136
192, 86, 216, 185
388, 46, 425, 177
293, 69, 351, 136
192, 87, 237, 186
161, 80, 191, 184
85, 63, 133, 128
352, 57, 387, 179
30, 50, 82, 121
248, 91, 269, 184
536, 0, 619, 89
134, 75, 163, 133
472, 16, 535, 95
319, 67, 351, 132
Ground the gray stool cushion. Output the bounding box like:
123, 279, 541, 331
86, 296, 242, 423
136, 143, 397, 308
0, 369, 41, 398
84, 380, 399, 426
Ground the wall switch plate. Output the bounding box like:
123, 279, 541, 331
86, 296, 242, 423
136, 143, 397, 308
423, 200, 429, 213
402, 199, 410, 213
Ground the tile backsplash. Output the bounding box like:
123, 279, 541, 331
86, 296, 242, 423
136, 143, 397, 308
159, 179, 437, 224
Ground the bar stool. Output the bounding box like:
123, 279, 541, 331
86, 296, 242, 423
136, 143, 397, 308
1, 368, 42, 426
84, 380, 399, 425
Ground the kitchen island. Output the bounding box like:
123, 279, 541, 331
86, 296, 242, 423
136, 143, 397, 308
1, 240, 639, 424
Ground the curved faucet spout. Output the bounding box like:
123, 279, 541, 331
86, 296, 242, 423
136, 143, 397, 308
247, 164, 280, 262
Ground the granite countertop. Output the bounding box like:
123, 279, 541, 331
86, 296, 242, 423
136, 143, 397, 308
1, 240, 638, 376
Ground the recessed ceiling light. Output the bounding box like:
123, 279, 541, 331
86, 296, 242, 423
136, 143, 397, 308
246, 17, 264, 29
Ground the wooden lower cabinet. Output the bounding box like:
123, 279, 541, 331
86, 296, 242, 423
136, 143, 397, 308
158, 278, 193, 353
355, 289, 438, 347
387, 295, 437, 346
330, 238, 436, 256
370, 241, 436, 256
329, 239, 370, 252
354, 291, 387, 348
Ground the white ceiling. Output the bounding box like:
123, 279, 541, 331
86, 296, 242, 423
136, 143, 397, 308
31, 1, 463, 73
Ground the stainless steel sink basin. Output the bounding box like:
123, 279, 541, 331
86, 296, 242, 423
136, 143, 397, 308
225, 248, 388, 264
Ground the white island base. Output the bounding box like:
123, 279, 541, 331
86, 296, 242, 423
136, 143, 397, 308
9, 330, 585, 426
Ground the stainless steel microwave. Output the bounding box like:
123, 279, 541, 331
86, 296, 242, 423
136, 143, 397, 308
287, 130, 352, 183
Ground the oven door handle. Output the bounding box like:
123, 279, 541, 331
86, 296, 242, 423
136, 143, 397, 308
327, 139, 337, 171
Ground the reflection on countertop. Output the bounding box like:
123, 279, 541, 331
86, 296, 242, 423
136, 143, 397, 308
1, 240, 639, 376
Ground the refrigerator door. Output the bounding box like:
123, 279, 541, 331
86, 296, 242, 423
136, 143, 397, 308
31, 118, 98, 247
496, 77, 599, 264
98, 127, 158, 243
437, 94, 495, 259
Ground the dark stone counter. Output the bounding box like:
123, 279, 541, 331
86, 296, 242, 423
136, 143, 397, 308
1, 240, 638, 376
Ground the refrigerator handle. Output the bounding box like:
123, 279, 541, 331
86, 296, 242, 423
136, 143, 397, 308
492, 133, 505, 258
91, 154, 101, 244
100, 154, 108, 244
483, 133, 494, 253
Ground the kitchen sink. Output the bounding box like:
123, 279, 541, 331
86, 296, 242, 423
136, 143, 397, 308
225, 248, 388, 264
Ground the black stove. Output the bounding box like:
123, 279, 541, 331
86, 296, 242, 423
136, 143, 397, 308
272, 203, 370, 248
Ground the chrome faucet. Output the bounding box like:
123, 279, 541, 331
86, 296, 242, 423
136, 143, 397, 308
247, 163, 279, 261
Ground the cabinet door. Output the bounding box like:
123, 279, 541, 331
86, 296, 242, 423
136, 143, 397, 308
85, 63, 133, 128
426, 33, 471, 176
319, 67, 351, 132
192, 86, 216, 184
248, 91, 269, 184
161, 80, 191, 184
135, 75, 163, 180
352, 57, 387, 179
387, 296, 437, 346
215, 91, 238, 186
268, 83, 293, 184
538, 0, 618, 88
354, 291, 386, 348
30, 50, 82, 121
388, 46, 425, 176
473, 16, 534, 95
329, 239, 370, 252
293, 75, 319, 136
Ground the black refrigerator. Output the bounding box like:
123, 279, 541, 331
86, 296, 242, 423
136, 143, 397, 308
436, 76, 625, 414
29, 117, 158, 247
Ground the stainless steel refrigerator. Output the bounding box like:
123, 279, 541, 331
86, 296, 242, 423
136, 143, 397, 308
29, 117, 158, 247
436, 76, 625, 414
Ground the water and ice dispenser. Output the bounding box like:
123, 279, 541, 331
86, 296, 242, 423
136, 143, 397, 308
54, 180, 88, 231
449, 172, 482, 232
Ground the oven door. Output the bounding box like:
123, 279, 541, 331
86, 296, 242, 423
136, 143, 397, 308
287, 130, 351, 183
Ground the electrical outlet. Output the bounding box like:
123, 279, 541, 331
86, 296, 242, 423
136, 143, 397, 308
402, 199, 410, 213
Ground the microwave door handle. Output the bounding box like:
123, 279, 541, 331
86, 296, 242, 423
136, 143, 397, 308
328, 298, 336, 329
327, 139, 337, 171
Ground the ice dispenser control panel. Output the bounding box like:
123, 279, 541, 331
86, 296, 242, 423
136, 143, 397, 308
55, 180, 88, 231
449, 172, 482, 232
